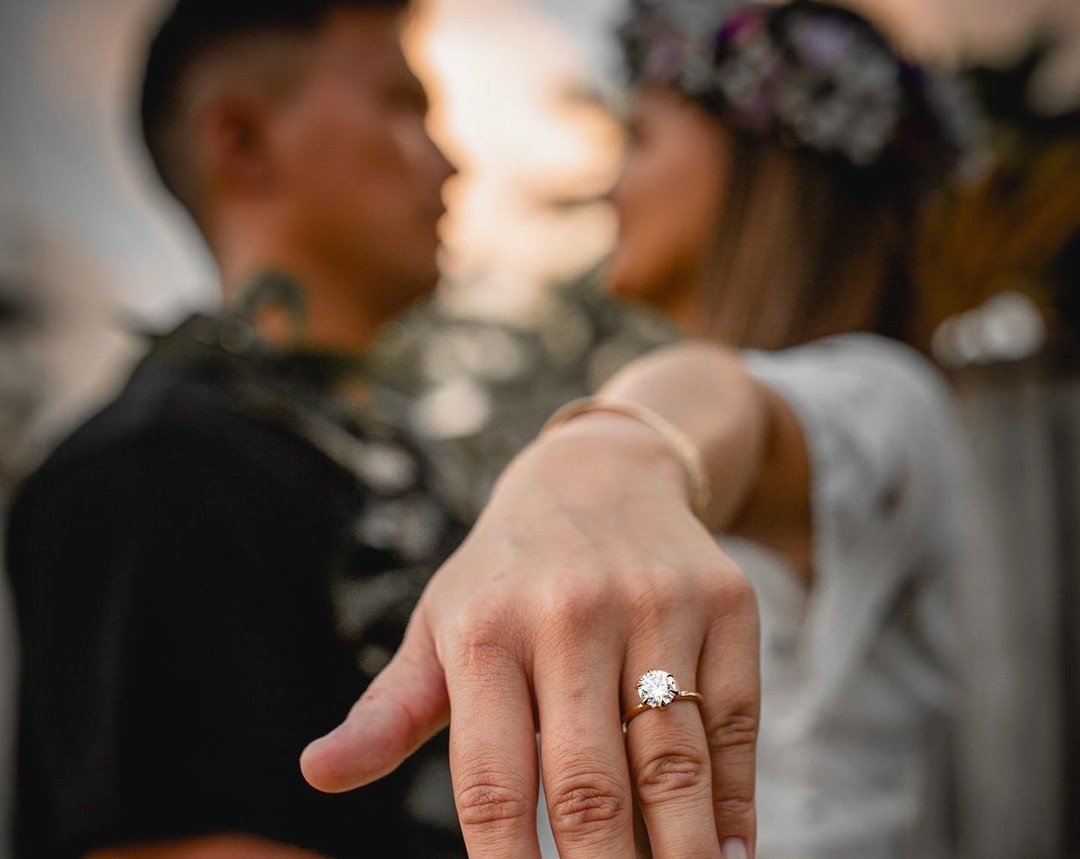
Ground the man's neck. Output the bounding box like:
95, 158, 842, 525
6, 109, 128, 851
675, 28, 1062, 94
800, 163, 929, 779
217, 256, 387, 357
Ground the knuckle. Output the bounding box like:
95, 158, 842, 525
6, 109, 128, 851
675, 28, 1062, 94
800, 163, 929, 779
715, 564, 757, 613
714, 793, 756, 826
700, 564, 759, 633
546, 770, 629, 840
450, 619, 519, 674
705, 712, 760, 750
625, 572, 686, 626
634, 744, 710, 802
541, 580, 611, 639
455, 769, 534, 830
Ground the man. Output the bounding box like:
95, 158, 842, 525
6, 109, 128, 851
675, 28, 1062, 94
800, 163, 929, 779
6, 1, 468, 856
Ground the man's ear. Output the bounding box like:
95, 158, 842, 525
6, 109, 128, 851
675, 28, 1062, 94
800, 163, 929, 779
196, 89, 276, 199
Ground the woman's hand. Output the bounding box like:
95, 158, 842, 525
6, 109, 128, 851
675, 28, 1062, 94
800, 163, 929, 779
301, 412, 760, 859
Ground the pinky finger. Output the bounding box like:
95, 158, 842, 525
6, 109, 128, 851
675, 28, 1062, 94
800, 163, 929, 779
699, 585, 760, 856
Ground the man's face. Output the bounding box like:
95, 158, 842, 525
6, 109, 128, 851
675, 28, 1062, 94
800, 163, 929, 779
267, 7, 455, 317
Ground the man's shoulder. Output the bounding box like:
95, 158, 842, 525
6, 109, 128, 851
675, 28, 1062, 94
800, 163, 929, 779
27, 359, 218, 475
15, 350, 343, 508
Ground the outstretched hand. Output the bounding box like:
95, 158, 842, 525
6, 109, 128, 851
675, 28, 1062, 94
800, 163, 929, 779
301, 413, 760, 859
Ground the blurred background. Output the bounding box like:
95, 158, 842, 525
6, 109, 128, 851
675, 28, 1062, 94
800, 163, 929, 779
0, 0, 1078, 856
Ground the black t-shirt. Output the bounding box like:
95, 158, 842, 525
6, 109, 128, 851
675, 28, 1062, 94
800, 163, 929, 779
6, 314, 470, 858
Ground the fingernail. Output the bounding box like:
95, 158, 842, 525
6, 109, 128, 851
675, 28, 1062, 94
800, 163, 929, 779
722, 838, 749, 859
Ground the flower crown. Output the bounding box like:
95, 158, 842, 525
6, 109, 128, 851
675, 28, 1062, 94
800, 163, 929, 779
617, 0, 984, 183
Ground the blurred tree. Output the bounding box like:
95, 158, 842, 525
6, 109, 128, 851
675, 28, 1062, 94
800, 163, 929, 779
917, 42, 1080, 371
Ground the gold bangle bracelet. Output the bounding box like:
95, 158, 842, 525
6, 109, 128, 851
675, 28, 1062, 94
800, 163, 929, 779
540, 396, 711, 522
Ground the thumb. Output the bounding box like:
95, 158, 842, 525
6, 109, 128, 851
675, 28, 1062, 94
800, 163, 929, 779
300, 622, 449, 793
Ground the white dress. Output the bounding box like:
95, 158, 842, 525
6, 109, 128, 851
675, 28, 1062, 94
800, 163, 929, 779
727, 333, 976, 859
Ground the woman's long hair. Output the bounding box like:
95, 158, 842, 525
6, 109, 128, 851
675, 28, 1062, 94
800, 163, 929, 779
702, 128, 919, 350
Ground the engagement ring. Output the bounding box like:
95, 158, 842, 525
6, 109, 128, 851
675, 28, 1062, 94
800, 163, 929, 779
622, 669, 704, 733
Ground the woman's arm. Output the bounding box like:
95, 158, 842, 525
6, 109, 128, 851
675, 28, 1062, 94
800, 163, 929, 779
301, 340, 794, 859
596, 340, 813, 582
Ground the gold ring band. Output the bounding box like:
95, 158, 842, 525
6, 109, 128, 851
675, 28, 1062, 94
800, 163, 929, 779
622, 690, 704, 733
621, 669, 704, 734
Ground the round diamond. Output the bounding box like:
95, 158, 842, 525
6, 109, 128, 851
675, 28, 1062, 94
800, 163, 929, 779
637, 669, 679, 708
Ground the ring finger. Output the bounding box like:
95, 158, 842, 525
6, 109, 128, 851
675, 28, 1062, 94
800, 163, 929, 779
622, 654, 719, 858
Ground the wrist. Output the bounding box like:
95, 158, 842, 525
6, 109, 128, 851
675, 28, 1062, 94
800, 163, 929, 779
538, 397, 711, 521
498, 408, 697, 518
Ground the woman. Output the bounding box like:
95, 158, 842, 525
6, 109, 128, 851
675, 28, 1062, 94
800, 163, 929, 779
598, 2, 982, 856
302, 3, 983, 858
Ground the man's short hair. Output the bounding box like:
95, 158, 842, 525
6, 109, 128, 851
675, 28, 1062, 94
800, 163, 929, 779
138, 0, 407, 207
